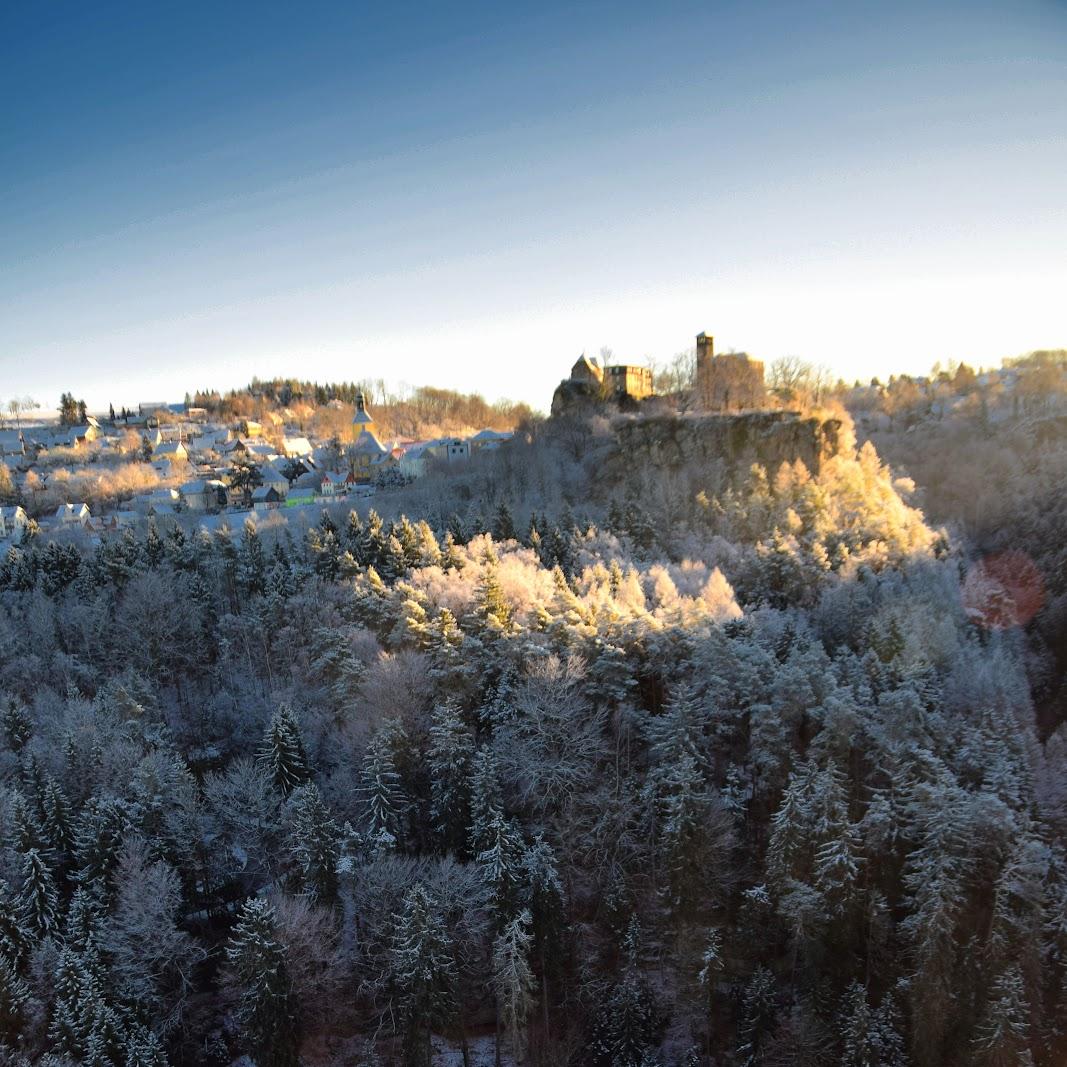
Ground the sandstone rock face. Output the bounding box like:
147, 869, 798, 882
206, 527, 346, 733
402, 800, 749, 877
606, 411, 843, 483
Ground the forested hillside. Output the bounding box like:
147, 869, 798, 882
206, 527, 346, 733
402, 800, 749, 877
852, 393, 1067, 736
0, 410, 1063, 1067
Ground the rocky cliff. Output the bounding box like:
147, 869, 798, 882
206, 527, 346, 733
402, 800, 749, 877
606, 410, 844, 483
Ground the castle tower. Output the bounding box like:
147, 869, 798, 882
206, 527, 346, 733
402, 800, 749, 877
696, 332, 714, 407
696, 331, 714, 365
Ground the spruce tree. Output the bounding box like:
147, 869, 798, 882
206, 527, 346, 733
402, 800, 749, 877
73, 796, 132, 889
124, 1024, 170, 1067
285, 784, 340, 905
427, 704, 475, 855
475, 545, 514, 635
492, 502, 517, 543
0, 882, 26, 970
257, 705, 312, 796
17, 847, 59, 939
358, 729, 406, 852
225, 898, 299, 1067
0, 955, 28, 1046
468, 746, 504, 856
973, 966, 1032, 1067
477, 810, 525, 931
238, 519, 267, 597
1, 702, 31, 753
389, 883, 456, 1067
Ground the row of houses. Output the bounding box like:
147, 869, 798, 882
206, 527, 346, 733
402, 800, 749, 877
0, 391, 516, 546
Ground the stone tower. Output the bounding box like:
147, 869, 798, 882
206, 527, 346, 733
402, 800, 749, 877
696, 331, 714, 366
695, 331, 765, 411
695, 331, 714, 407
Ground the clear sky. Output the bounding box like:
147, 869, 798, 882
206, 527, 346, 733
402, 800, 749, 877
2, 0, 1065, 413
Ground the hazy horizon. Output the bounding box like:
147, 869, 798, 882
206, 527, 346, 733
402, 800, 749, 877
3, 0, 1065, 411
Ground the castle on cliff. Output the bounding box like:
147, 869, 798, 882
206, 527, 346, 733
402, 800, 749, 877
552, 331, 766, 414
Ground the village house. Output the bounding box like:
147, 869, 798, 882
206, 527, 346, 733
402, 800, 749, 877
154, 440, 189, 463
320, 470, 355, 496
0, 505, 29, 544
0, 431, 25, 459
398, 442, 432, 479
281, 436, 314, 458
428, 437, 471, 464
179, 479, 227, 512
54, 502, 91, 527
251, 485, 283, 508
66, 424, 99, 449
470, 429, 514, 452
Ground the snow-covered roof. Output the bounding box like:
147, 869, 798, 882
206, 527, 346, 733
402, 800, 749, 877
351, 429, 388, 455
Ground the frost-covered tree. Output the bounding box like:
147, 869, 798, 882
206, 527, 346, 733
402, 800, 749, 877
284, 783, 340, 905
17, 848, 59, 939
225, 898, 299, 1067
389, 883, 456, 1066
359, 727, 407, 852
257, 705, 311, 795
427, 703, 475, 855
492, 910, 536, 1065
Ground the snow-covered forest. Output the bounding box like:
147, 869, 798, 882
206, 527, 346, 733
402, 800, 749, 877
0, 407, 1062, 1067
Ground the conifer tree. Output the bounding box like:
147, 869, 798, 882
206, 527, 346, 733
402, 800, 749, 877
389, 883, 456, 1067
285, 783, 340, 905
144, 522, 165, 569
124, 1024, 170, 1067
737, 966, 777, 1066
257, 705, 311, 795
645, 687, 721, 913
0, 882, 26, 970
973, 966, 1032, 1067
476, 545, 514, 635
394, 516, 421, 571
65, 885, 106, 952
492, 502, 517, 543
41, 777, 74, 858
415, 519, 442, 567
840, 981, 906, 1067
238, 519, 267, 596
73, 795, 132, 889
521, 834, 565, 1037
427, 703, 475, 854
587, 917, 663, 1067
359, 509, 387, 571
468, 747, 504, 856
225, 898, 299, 1067
1, 702, 31, 752
441, 529, 465, 570
17, 847, 59, 939
0, 955, 28, 1046
359, 729, 406, 852
477, 810, 525, 930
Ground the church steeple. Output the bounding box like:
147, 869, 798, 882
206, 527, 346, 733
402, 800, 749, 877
352, 391, 375, 434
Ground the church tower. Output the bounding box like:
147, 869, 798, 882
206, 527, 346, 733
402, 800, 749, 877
352, 391, 376, 436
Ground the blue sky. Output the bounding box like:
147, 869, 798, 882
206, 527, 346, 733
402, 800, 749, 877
1, 0, 1065, 412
